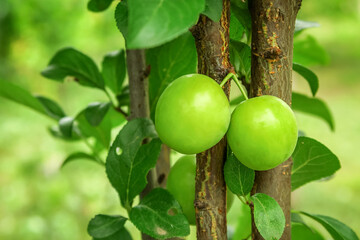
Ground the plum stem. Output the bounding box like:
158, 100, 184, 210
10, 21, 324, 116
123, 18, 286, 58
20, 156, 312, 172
220, 73, 249, 100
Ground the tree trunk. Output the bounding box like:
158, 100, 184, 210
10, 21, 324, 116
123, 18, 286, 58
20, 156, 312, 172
249, 1, 301, 239
126, 49, 171, 240
190, 1, 232, 239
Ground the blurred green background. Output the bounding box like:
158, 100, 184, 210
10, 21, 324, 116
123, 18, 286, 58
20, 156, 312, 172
0, 0, 359, 239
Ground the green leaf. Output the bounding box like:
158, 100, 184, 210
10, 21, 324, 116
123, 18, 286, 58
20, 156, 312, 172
230, 40, 251, 83
224, 153, 254, 196
115, 1, 128, 38
106, 118, 162, 208
230, 94, 246, 106
293, 63, 319, 96
252, 193, 285, 240
84, 102, 111, 126
300, 212, 359, 240
147, 32, 197, 118
0, 80, 48, 116
36, 96, 66, 120
130, 188, 190, 239
94, 228, 132, 240
87, 0, 113, 12
126, 0, 205, 49
62, 152, 102, 168
76, 109, 112, 149
102, 50, 126, 95
292, 222, 325, 240
0, 80, 66, 121
48, 125, 80, 141
293, 35, 329, 66
88, 214, 127, 238
59, 116, 75, 138
291, 212, 306, 225
292, 92, 335, 131
41, 47, 104, 89
291, 137, 341, 190
295, 19, 320, 34
230, 11, 244, 40
203, 0, 222, 22
231, 2, 251, 39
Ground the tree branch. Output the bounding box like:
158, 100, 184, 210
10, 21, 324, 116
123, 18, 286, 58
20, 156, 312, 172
190, 1, 232, 239
249, 1, 301, 239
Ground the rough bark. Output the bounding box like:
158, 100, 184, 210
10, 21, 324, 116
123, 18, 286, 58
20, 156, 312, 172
190, 1, 232, 239
127, 50, 171, 240
249, 1, 301, 239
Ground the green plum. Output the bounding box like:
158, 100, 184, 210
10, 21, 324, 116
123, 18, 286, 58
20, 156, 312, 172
155, 74, 230, 154
227, 95, 298, 171
167, 155, 234, 225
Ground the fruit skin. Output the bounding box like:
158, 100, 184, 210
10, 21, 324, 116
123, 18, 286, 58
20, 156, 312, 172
155, 74, 230, 154
227, 95, 298, 171
167, 155, 234, 225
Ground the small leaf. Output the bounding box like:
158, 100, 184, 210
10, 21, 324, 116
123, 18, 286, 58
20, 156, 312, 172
126, 0, 205, 49
293, 35, 329, 66
41, 47, 104, 89
300, 212, 359, 240
203, 0, 223, 22
292, 222, 325, 240
76, 109, 112, 149
230, 40, 251, 83
106, 118, 162, 208
102, 50, 126, 95
147, 32, 197, 119
59, 116, 74, 138
231, 2, 251, 39
291, 137, 341, 190
292, 92, 335, 131
84, 102, 111, 126
48, 125, 80, 141
230, 95, 246, 106
252, 193, 285, 240
0, 80, 48, 117
130, 188, 190, 239
35, 96, 66, 120
295, 19, 320, 34
88, 214, 127, 238
230, 11, 244, 40
115, 1, 128, 38
293, 63, 319, 96
62, 152, 102, 168
87, 0, 113, 12
94, 228, 132, 240
224, 153, 254, 196
291, 212, 306, 225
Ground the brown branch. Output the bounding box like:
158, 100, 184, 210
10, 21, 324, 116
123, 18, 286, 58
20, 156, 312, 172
249, 0, 301, 239
190, 1, 232, 239
126, 49, 157, 240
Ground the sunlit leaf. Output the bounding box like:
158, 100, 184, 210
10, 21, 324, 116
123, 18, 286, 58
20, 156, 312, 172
252, 193, 285, 240
126, 0, 205, 49
292, 92, 334, 131
291, 137, 340, 190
